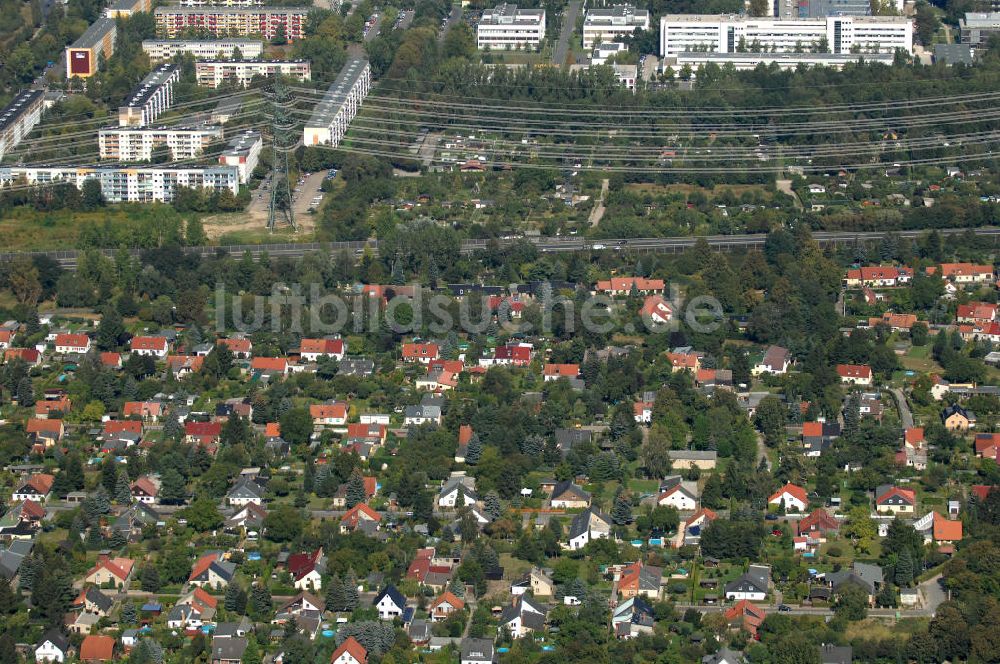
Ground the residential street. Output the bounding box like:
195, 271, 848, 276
551, 1, 582, 66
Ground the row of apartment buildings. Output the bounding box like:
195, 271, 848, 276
194, 60, 311, 88
0, 90, 45, 163
0, 165, 241, 203
64, 0, 151, 79
476, 4, 650, 51
118, 64, 181, 128
142, 38, 265, 62
302, 58, 372, 148
153, 7, 311, 41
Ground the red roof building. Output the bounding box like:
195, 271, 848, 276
725, 600, 766, 636
402, 343, 440, 364
543, 363, 579, 380
640, 295, 673, 324
80, 634, 116, 662
837, 364, 873, 383
299, 338, 345, 361
594, 277, 665, 295
54, 333, 91, 353
330, 636, 367, 664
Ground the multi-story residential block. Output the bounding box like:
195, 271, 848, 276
477, 4, 546, 50
582, 5, 650, 48
98, 125, 225, 161
176, 0, 263, 5
153, 7, 310, 41
0, 90, 45, 163
105, 0, 152, 18
218, 130, 262, 183
142, 38, 265, 62
659, 15, 913, 58
195, 60, 311, 88
303, 58, 371, 147
118, 64, 181, 127
0, 165, 240, 203
65, 17, 116, 79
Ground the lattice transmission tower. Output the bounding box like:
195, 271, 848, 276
267, 82, 298, 232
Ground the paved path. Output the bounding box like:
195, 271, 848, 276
439, 4, 462, 43
552, 1, 582, 66
588, 178, 609, 226
891, 387, 914, 429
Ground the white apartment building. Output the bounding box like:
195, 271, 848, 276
0, 165, 240, 203
0, 90, 45, 163
195, 60, 312, 88
142, 39, 264, 62
582, 5, 650, 48
303, 58, 371, 148
477, 4, 546, 50
659, 15, 913, 57
98, 125, 224, 161
118, 64, 181, 128
672, 50, 895, 71
218, 130, 262, 183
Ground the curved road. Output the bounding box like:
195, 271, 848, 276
3, 227, 999, 270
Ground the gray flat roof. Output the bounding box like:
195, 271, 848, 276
481, 3, 545, 24
305, 58, 369, 129
70, 16, 115, 49
223, 130, 261, 157
121, 64, 179, 110
0, 89, 43, 134
962, 11, 1000, 27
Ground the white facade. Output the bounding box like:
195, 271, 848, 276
218, 130, 262, 183
478, 4, 546, 50
118, 64, 181, 128
0, 90, 45, 163
673, 50, 895, 71
583, 5, 650, 48
303, 58, 371, 148
195, 60, 312, 88
0, 165, 239, 203
660, 15, 913, 58
142, 39, 264, 62
98, 125, 224, 161
35, 640, 66, 663
376, 594, 404, 620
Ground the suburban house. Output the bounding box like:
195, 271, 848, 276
549, 481, 591, 509
340, 502, 383, 534
310, 402, 348, 427
299, 338, 345, 362
374, 585, 407, 620
122, 401, 165, 421
725, 600, 766, 638
54, 333, 91, 354
438, 478, 478, 508
752, 346, 790, 375
667, 450, 717, 470
11, 472, 55, 502
616, 561, 662, 599
640, 295, 673, 324
84, 554, 134, 590
185, 421, 222, 446
26, 419, 64, 447
633, 400, 653, 423
843, 265, 912, 288
80, 634, 115, 662
130, 476, 159, 504
827, 562, 883, 602
330, 636, 367, 664
250, 357, 290, 378
189, 552, 237, 589
933, 262, 994, 284
797, 509, 840, 537
836, 364, 873, 386
166, 354, 204, 376
666, 350, 701, 373
226, 477, 264, 507
460, 638, 495, 664
932, 512, 963, 544
511, 567, 555, 597
35, 628, 70, 663
767, 483, 808, 512
219, 337, 253, 358
404, 404, 442, 426
975, 432, 1000, 461
130, 336, 169, 357
594, 277, 664, 296
286, 548, 325, 591
429, 591, 465, 621
402, 343, 440, 364
875, 485, 916, 514
724, 565, 770, 602
802, 421, 840, 457
942, 404, 976, 431
611, 596, 655, 639
657, 480, 698, 511
567, 507, 613, 549
498, 594, 547, 638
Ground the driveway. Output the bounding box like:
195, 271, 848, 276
552, 1, 582, 66
891, 388, 914, 429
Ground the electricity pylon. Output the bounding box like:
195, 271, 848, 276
267, 82, 297, 232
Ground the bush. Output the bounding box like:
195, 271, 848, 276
827, 545, 843, 557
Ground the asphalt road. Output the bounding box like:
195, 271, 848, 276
439, 4, 463, 43
9, 227, 1000, 270
552, 1, 582, 66
891, 387, 914, 429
